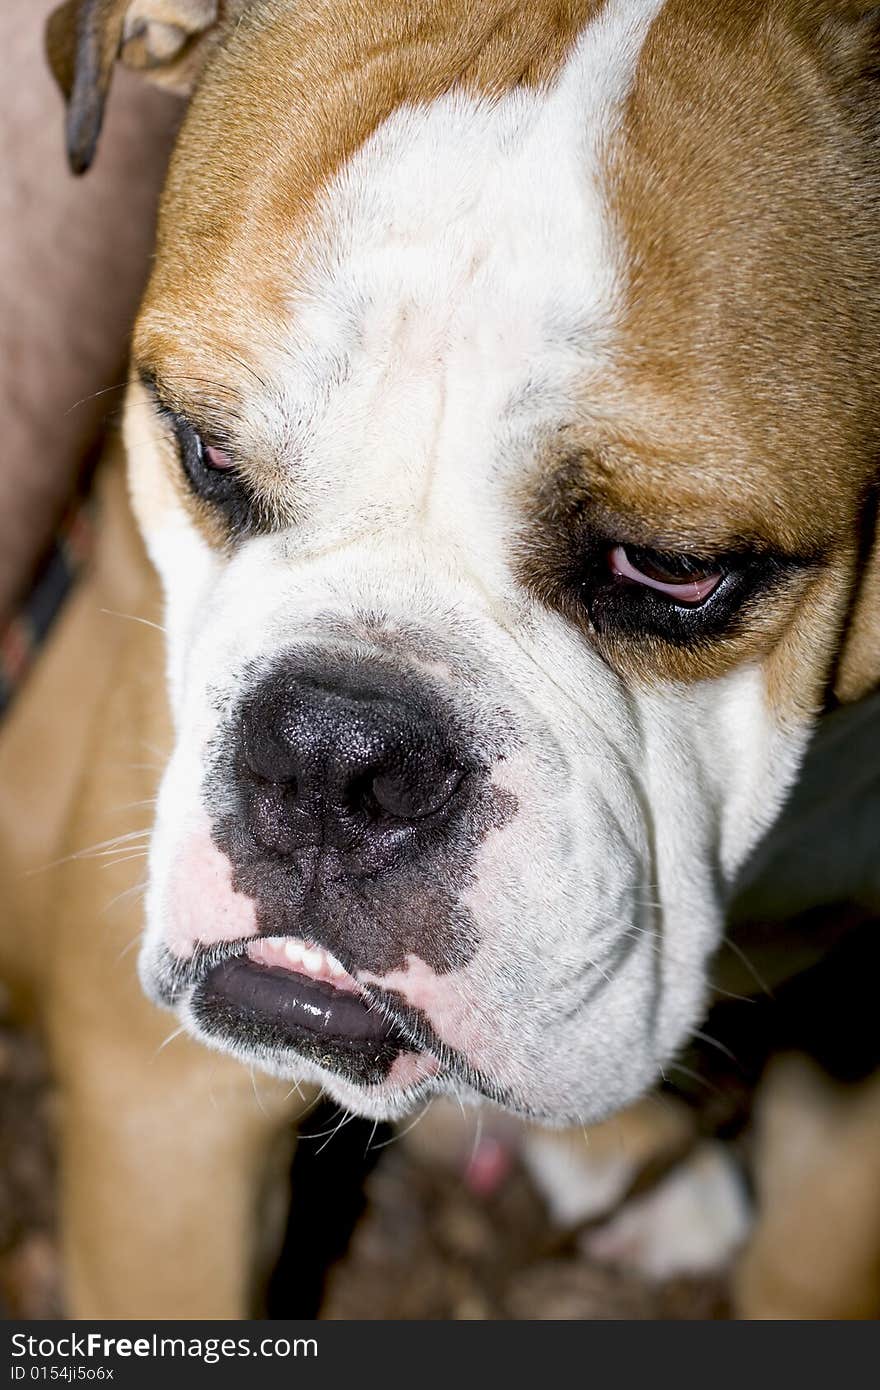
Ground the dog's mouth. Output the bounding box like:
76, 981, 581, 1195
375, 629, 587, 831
187, 935, 430, 1088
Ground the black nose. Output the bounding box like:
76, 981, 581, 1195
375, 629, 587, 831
236, 669, 467, 867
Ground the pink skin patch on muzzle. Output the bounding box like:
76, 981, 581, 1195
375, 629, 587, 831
165, 838, 466, 1088
385, 1049, 441, 1089
358, 954, 487, 1059
166, 832, 258, 959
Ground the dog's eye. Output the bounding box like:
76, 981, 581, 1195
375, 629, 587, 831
168, 414, 258, 536
516, 478, 810, 655
202, 442, 234, 472
580, 537, 763, 649
189, 431, 236, 480
569, 530, 767, 650
608, 544, 723, 606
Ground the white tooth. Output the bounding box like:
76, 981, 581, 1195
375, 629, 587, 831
284, 940, 304, 964
302, 948, 323, 974
329, 957, 345, 978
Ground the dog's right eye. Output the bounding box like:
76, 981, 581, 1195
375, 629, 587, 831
168, 414, 257, 535
202, 442, 234, 472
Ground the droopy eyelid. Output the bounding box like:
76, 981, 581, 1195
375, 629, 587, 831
135, 368, 230, 447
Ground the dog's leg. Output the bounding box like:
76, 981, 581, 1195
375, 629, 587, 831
53, 1025, 308, 1319
735, 1056, 880, 1319
31, 507, 311, 1318
44, 686, 310, 1319
45, 718, 311, 1318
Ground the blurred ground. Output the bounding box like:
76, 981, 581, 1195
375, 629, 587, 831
320, 1137, 730, 1320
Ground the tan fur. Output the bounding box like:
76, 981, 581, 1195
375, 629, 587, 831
612, 0, 880, 711
834, 537, 880, 701
514, 0, 880, 713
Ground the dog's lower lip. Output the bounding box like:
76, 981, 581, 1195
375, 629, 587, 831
199, 955, 402, 1048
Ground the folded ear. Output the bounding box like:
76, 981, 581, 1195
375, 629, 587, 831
45, 0, 231, 175
834, 493, 880, 703
807, 5, 880, 702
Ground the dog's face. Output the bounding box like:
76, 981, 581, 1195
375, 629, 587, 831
77, 0, 880, 1122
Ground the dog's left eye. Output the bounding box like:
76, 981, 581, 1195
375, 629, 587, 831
608, 544, 723, 606
185, 427, 237, 485
578, 537, 758, 649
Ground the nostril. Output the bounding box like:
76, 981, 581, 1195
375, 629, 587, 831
369, 766, 466, 821
238, 716, 300, 791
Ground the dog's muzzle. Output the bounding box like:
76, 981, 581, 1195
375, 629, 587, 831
161, 653, 508, 1092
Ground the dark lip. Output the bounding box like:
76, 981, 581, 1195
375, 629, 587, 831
201, 955, 403, 1050
160, 937, 439, 1062
155, 939, 510, 1104
188, 955, 413, 1087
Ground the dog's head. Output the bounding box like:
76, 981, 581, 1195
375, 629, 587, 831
51, 0, 880, 1122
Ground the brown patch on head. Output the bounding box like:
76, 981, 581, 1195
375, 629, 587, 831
614, 1, 880, 488
517, 0, 880, 717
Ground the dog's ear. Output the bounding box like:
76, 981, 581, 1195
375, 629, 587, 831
45, 0, 235, 176
834, 496, 880, 703
809, 6, 880, 702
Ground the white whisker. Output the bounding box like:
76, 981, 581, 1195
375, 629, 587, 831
99, 608, 166, 635
153, 1026, 187, 1058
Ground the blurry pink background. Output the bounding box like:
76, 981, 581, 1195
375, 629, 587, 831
0, 0, 179, 623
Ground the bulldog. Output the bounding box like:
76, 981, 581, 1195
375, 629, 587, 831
1, 0, 878, 1317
